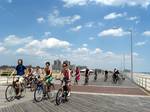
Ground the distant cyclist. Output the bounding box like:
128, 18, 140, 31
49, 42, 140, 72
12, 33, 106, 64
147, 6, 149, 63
60, 62, 71, 96
15, 59, 26, 98
74, 67, 80, 85
104, 70, 108, 82
84, 68, 89, 85
94, 69, 97, 81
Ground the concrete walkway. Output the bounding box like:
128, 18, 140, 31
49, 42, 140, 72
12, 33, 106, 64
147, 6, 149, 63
0, 73, 150, 112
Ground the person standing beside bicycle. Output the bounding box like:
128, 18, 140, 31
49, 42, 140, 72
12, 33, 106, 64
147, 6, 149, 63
60, 62, 71, 97
15, 59, 26, 98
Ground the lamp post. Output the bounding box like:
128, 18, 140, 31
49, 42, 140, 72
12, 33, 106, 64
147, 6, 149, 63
112, 27, 133, 80
128, 29, 133, 81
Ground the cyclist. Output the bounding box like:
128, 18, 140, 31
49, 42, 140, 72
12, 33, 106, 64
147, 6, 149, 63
94, 69, 97, 81
84, 68, 89, 85
60, 62, 71, 96
33, 66, 43, 79
74, 67, 80, 85
44, 62, 54, 92
104, 70, 108, 82
30, 66, 42, 91
15, 59, 26, 98
25, 65, 33, 87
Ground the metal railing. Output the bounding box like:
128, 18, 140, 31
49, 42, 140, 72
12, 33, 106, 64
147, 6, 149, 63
125, 73, 150, 92
134, 76, 150, 91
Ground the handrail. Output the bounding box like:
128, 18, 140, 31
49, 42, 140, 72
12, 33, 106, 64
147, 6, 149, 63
125, 72, 150, 92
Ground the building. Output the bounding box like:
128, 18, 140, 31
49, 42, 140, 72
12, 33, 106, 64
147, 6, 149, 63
52, 59, 61, 72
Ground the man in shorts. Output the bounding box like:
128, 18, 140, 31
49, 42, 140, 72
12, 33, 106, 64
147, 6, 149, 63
15, 59, 26, 97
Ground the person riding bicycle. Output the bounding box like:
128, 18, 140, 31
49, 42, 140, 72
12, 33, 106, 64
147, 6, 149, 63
74, 67, 80, 85
104, 70, 108, 82
15, 59, 26, 98
84, 67, 89, 85
25, 65, 34, 87
44, 62, 54, 92
33, 66, 43, 79
60, 62, 71, 96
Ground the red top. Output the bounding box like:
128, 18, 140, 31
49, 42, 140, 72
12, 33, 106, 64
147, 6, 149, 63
62, 69, 70, 80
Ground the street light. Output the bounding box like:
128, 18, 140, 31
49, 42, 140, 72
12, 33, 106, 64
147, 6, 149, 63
112, 27, 133, 80
128, 29, 133, 81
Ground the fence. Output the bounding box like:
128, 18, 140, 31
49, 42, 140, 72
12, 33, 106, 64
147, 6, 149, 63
126, 73, 150, 92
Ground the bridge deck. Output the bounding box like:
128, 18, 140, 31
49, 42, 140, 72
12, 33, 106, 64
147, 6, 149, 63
0, 73, 150, 112
0, 94, 150, 112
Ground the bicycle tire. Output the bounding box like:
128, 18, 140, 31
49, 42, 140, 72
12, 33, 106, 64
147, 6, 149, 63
34, 85, 43, 102
47, 83, 55, 99
5, 85, 15, 102
56, 88, 63, 105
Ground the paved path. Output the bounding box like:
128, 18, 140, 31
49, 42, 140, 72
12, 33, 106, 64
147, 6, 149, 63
0, 73, 150, 112
0, 94, 150, 112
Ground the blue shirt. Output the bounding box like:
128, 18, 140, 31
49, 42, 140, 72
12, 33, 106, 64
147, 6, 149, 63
16, 65, 26, 76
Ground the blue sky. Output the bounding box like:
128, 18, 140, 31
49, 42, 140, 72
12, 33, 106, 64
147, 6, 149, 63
0, 0, 150, 72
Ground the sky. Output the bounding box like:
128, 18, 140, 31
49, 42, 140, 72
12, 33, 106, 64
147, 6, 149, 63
0, 0, 150, 72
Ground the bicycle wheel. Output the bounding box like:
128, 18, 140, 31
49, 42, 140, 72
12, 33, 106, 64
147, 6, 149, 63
47, 83, 55, 99
56, 88, 63, 105
30, 80, 36, 91
20, 83, 26, 97
5, 85, 15, 102
34, 85, 43, 102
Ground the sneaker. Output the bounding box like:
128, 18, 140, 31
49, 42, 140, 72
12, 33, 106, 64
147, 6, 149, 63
67, 92, 71, 97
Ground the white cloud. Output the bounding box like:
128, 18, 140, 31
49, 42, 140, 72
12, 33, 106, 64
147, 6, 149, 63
26, 38, 71, 49
7, 0, 12, 3
143, 31, 150, 36
135, 41, 147, 46
62, 0, 150, 8
89, 37, 95, 40
82, 44, 88, 47
0, 46, 6, 52
92, 48, 103, 54
48, 9, 81, 26
104, 12, 127, 20
133, 52, 139, 56
71, 25, 82, 32
16, 37, 71, 57
98, 28, 129, 37
16, 47, 48, 56
91, 0, 150, 8
37, 17, 45, 23
44, 32, 51, 37
127, 16, 138, 21
4, 35, 33, 46
73, 47, 89, 56
62, 0, 89, 7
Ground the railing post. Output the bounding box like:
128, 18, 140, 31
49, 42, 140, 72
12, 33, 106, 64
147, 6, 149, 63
142, 77, 143, 87
145, 78, 147, 89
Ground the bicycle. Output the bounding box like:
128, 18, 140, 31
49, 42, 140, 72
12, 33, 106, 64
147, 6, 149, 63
5, 76, 26, 102
30, 76, 39, 91
34, 80, 55, 102
56, 79, 70, 105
